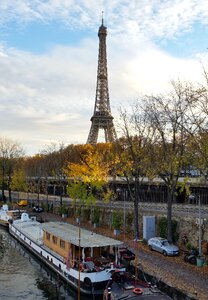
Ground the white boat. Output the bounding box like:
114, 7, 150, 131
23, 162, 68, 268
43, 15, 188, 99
9, 212, 125, 296
0, 204, 24, 228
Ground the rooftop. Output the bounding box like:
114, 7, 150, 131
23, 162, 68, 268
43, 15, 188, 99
42, 222, 123, 248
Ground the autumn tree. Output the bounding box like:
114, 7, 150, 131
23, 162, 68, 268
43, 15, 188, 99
64, 143, 114, 209
11, 169, 27, 200
115, 105, 155, 240
144, 80, 204, 242
183, 69, 208, 184
0, 137, 24, 201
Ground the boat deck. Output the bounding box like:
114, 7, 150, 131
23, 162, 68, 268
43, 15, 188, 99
104, 271, 172, 300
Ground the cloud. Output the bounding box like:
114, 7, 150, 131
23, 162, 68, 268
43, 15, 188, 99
1, 1, 208, 38
0, 0, 208, 154
0, 41, 97, 153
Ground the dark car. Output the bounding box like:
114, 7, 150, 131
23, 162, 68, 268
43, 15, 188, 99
32, 206, 43, 213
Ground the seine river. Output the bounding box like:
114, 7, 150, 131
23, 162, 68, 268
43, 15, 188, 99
0, 227, 90, 300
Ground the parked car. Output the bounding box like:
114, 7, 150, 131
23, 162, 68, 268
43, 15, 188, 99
148, 237, 179, 256
17, 200, 28, 206
32, 205, 43, 213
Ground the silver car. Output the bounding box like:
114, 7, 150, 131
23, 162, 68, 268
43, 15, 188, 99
148, 237, 179, 256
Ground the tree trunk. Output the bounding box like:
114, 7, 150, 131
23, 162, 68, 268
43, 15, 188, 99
8, 174, 12, 201
167, 189, 173, 243
2, 165, 5, 202
134, 179, 139, 240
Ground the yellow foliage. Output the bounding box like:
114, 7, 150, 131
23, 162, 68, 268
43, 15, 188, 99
64, 146, 110, 187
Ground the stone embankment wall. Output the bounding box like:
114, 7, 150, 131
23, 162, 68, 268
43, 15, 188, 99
139, 202, 208, 248
70, 201, 208, 249
88, 202, 208, 249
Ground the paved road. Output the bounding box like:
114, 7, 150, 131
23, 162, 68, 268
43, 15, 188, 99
131, 245, 208, 300
9, 190, 208, 218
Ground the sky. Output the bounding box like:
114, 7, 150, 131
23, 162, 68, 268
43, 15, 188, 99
1, 0, 208, 155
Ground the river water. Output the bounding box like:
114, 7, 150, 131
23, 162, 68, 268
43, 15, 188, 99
0, 227, 90, 300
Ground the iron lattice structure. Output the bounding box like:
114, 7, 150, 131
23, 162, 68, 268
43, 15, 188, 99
87, 19, 117, 145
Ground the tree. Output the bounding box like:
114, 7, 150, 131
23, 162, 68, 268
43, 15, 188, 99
64, 144, 113, 208
144, 80, 203, 242
115, 105, 155, 240
0, 137, 23, 201
11, 169, 27, 199
182, 70, 208, 183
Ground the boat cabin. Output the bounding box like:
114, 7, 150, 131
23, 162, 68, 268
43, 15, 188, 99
42, 222, 123, 271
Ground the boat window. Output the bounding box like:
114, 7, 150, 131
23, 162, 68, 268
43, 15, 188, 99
52, 235, 57, 244
46, 232, 50, 240
60, 239, 65, 249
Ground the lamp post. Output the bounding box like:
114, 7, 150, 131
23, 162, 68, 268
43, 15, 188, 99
59, 174, 63, 215
78, 220, 81, 300
198, 195, 202, 257
37, 177, 40, 208
123, 188, 127, 238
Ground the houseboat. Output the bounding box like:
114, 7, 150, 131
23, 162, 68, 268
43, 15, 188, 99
9, 213, 125, 296
0, 204, 24, 228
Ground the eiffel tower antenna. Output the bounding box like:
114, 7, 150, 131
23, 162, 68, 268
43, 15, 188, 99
87, 15, 117, 145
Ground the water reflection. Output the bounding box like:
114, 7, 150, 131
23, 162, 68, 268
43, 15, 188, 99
0, 227, 91, 300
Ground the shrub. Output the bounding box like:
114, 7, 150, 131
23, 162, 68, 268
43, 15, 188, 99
112, 211, 123, 230
158, 217, 179, 242
186, 242, 193, 251
82, 208, 90, 221
92, 207, 100, 224
126, 212, 134, 233
75, 206, 82, 218
60, 204, 68, 215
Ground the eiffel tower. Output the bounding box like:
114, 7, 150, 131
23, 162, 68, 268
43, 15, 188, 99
87, 18, 117, 145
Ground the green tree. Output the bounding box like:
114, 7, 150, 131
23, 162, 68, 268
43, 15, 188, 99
11, 169, 27, 199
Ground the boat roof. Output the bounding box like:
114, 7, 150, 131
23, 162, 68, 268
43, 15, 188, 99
13, 219, 43, 245
42, 222, 123, 248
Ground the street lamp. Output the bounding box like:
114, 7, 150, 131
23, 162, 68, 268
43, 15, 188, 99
123, 188, 127, 237
198, 195, 202, 257
59, 173, 63, 214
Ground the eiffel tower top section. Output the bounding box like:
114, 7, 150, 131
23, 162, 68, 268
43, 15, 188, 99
87, 17, 117, 144
94, 17, 110, 115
